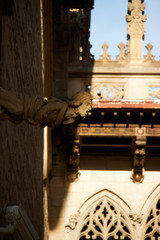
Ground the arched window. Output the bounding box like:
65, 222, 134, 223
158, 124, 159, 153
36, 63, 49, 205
66, 190, 134, 240
142, 196, 160, 240
79, 196, 132, 240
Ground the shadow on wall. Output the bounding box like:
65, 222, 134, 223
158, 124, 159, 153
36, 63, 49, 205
47, 0, 94, 231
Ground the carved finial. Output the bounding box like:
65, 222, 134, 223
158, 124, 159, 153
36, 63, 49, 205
99, 42, 111, 62
116, 42, 126, 62
144, 43, 155, 62
126, 0, 147, 61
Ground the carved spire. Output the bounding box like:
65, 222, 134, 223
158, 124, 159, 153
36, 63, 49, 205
126, 0, 147, 62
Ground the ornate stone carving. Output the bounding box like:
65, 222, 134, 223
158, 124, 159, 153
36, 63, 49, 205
87, 83, 124, 100
143, 198, 160, 239
129, 210, 143, 226
67, 144, 81, 182
66, 212, 80, 230
66, 212, 80, 240
77, 197, 133, 240
126, 0, 147, 61
116, 42, 127, 62
144, 43, 155, 62
131, 129, 146, 183
99, 43, 111, 62
148, 86, 160, 100
0, 87, 92, 128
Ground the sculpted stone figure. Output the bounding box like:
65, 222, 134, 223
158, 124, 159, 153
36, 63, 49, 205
0, 87, 92, 128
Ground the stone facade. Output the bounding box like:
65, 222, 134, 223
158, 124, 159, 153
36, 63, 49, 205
49, 1, 160, 240
0, 0, 160, 240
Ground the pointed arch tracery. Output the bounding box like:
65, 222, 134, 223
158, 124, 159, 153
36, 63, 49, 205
79, 197, 132, 240
142, 195, 160, 240
67, 190, 134, 240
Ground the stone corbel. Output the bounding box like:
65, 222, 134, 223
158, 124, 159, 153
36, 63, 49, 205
0, 87, 92, 128
67, 142, 81, 182
131, 129, 146, 183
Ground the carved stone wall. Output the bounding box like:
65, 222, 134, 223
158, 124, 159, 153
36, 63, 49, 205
0, 0, 43, 238
65, 187, 160, 240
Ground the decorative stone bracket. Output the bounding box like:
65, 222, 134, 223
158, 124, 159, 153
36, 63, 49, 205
67, 140, 81, 182
131, 128, 146, 183
0, 87, 92, 128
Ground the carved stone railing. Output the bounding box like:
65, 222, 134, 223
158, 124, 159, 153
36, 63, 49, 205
96, 42, 160, 63
148, 86, 160, 100
98, 42, 129, 63
86, 83, 125, 100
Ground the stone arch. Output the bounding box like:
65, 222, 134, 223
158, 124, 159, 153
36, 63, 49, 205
141, 184, 160, 240
66, 189, 135, 240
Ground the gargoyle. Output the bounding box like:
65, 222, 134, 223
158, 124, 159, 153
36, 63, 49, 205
0, 87, 92, 128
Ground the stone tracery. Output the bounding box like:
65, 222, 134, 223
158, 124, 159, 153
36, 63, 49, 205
70, 196, 133, 240
143, 197, 160, 240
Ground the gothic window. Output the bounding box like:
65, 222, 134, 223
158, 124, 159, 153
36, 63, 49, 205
77, 196, 133, 240
143, 198, 160, 240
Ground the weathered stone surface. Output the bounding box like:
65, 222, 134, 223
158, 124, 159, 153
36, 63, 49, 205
0, 0, 43, 238
0, 87, 92, 128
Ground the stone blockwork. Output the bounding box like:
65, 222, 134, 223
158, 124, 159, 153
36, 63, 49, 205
0, 0, 43, 238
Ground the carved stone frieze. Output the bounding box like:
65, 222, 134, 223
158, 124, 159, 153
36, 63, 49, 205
0, 87, 92, 128
86, 83, 125, 100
